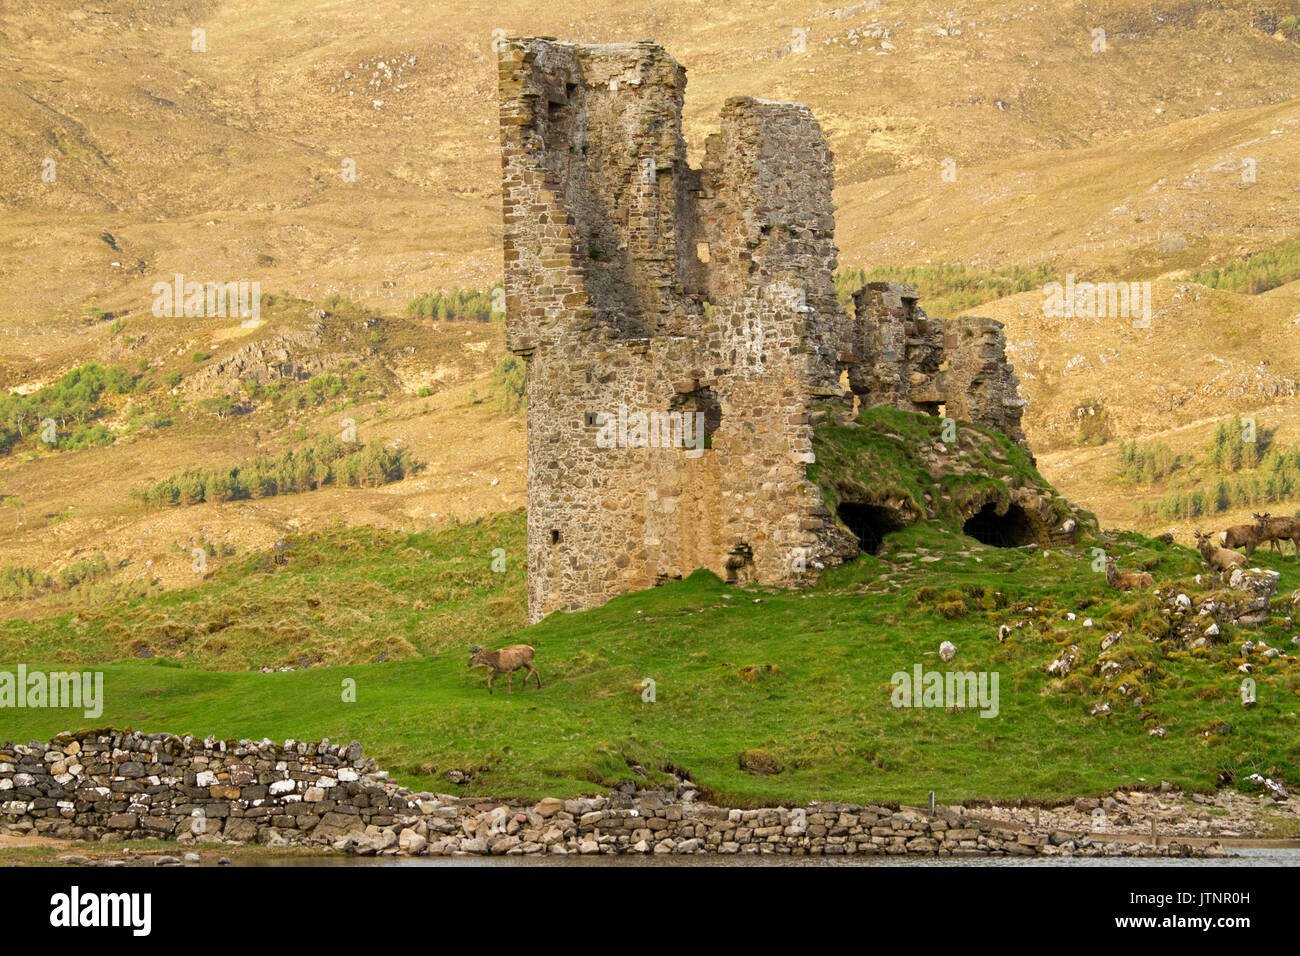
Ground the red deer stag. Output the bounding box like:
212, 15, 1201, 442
1193, 530, 1248, 573
468, 644, 541, 695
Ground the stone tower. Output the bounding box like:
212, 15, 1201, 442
498, 38, 1028, 622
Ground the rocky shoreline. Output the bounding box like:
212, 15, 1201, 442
4, 730, 1293, 860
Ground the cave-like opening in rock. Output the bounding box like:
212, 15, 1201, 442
836, 502, 908, 555
962, 502, 1037, 548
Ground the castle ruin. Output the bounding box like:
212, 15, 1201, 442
499, 38, 1030, 623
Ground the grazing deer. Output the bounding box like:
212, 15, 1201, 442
1221, 522, 1261, 557
1104, 555, 1153, 591
468, 644, 541, 695
1193, 530, 1248, 572
1253, 512, 1300, 555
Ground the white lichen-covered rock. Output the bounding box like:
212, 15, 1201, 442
1047, 645, 1080, 676
1229, 567, 1280, 599
939, 641, 957, 662
1247, 774, 1290, 800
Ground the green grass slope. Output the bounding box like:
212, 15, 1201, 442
0, 513, 526, 669
0, 413, 1295, 806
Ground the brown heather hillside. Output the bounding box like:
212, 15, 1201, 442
3, 0, 1300, 604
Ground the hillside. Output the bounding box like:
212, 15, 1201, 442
3, 0, 1300, 329
1, 409, 1296, 805
4, 0, 1300, 563
2, 0, 1300, 810
0, 302, 524, 616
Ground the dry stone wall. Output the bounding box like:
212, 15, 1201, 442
500, 37, 1039, 622
0, 731, 1221, 858
0, 730, 415, 846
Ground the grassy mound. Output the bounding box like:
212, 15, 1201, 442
811, 406, 1080, 531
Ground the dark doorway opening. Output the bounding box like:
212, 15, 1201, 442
669, 386, 723, 448
836, 502, 906, 555
962, 502, 1037, 548
725, 542, 754, 585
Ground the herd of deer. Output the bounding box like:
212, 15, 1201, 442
1194, 511, 1300, 571
1106, 511, 1300, 592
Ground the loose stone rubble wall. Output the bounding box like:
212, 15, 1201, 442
0, 730, 413, 846
499, 38, 1035, 622
1, 731, 1220, 858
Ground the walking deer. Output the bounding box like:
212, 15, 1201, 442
468, 644, 541, 695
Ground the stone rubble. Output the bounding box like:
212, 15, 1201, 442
1158, 568, 1281, 647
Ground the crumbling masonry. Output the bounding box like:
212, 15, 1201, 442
500, 38, 1029, 622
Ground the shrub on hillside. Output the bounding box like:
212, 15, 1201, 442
491, 356, 526, 413
406, 286, 503, 322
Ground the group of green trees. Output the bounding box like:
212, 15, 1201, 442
0, 552, 110, 600
238, 369, 381, 417
0, 363, 137, 456
1141, 415, 1299, 520
1190, 238, 1300, 295
1145, 460, 1300, 520
131, 436, 419, 507
1204, 415, 1269, 471
1116, 438, 1185, 482
406, 286, 503, 321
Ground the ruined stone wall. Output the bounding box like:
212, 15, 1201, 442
846, 282, 941, 412
0, 730, 415, 845
842, 283, 1027, 451
1, 731, 1222, 859
500, 37, 1030, 622
938, 316, 1029, 450
501, 39, 844, 622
